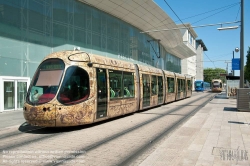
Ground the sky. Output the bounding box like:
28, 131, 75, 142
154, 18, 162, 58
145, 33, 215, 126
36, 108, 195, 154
154, 0, 249, 76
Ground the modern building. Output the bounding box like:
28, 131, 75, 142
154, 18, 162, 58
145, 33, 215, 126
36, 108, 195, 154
178, 23, 198, 90
177, 24, 208, 90
0, 0, 197, 112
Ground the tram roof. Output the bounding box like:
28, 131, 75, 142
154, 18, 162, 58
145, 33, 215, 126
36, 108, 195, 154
77, 0, 196, 59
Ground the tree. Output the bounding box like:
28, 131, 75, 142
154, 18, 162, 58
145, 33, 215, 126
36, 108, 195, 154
203, 68, 227, 83
244, 47, 250, 82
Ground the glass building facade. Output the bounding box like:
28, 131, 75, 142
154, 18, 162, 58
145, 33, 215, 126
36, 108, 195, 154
0, 0, 181, 79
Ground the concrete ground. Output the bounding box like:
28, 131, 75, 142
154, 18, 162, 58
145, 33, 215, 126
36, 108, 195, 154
139, 93, 250, 166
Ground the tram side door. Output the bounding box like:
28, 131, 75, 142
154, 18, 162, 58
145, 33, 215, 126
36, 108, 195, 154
96, 68, 107, 119
158, 76, 163, 104
142, 74, 150, 108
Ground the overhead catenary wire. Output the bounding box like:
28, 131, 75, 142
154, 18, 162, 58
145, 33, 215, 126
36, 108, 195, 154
152, 1, 241, 71
191, 3, 240, 25
204, 52, 216, 68
162, 0, 189, 31
154, 2, 240, 29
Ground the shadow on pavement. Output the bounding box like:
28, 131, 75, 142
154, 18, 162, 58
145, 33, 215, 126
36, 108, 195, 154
223, 107, 238, 112
18, 113, 134, 134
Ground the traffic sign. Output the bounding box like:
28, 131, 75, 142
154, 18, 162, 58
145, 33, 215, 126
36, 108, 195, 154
232, 58, 240, 70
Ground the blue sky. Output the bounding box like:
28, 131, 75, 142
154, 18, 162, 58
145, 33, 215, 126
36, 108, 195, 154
154, 0, 249, 76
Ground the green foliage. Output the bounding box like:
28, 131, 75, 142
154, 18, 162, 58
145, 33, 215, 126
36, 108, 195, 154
203, 68, 227, 83
244, 47, 250, 82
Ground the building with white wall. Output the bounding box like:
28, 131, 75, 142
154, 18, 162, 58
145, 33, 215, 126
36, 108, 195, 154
196, 39, 208, 81
177, 24, 197, 89
177, 24, 207, 90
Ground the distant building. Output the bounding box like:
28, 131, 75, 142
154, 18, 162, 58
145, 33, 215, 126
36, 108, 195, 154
177, 24, 198, 90
177, 24, 208, 90
196, 39, 208, 81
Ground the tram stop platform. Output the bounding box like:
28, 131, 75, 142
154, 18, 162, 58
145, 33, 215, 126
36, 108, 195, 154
139, 92, 250, 166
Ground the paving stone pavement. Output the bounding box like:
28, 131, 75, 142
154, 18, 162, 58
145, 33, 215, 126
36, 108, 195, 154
139, 93, 250, 166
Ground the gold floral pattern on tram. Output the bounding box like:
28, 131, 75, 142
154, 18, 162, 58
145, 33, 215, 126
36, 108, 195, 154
109, 99, 136, 117
24, 103, 56, 121
55, 99, 95, 126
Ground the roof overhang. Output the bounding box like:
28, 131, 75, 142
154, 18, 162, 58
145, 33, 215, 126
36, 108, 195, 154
77, 0, 196, 59
196, 39, 208, 51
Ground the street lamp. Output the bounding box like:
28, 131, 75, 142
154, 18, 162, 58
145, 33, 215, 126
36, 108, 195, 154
217, 26, 239, 30
218, 0, 244, 87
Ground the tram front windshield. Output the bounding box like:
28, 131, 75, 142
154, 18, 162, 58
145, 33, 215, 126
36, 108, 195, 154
213, 81, 220, 88
27, 59, 65, 105
195, 82, 203, 88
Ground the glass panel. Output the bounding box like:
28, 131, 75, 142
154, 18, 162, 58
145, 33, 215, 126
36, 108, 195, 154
17, 82, 27, 109
123, 72, 134, 98
182, 80, 186, 91
109, 70, 135, 99
151, 75, 157, 95
177, 79, 182, 92
167, 77, 175, 93
142, 74, 150, 107
4, 81, 15, 110
0, 0, 184, 79
158, 76, 163, 103
182, 79, 186, 96
187, 80, 191, 90
27, 59, 65, 105
58, 66, 89, 105
96, 68, 107, 119
109, 70, 123, 98
195, 81, 202, 88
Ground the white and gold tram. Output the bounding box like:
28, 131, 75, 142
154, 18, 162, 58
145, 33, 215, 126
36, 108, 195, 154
211, 79, 223, 92
23, 50, 193, 127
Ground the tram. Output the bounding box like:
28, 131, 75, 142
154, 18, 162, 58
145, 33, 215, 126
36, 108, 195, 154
23, 50, 193, 127
211, 79, 223, 92
194, 80, 210, 92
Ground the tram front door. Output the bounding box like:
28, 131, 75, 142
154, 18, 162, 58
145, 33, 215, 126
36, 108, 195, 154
96, 68, 107, 119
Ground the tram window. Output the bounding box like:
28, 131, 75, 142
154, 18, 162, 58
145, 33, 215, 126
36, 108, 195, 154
143, 74, 150, 95
151, 75, 157, 95
142, 74, 150, 107
109, 70, 123, 98
177, 79, 182, 92
109, 70, 134, 99
158, 76, 164, 103
182, 79, 186, 91
177, 79, 185, 92
187, 80, 191, 90
27, 59, 65, 105
158, 76, 163, 95
213, 81, 220, 88
123, 72, 134, 97
167, 77, 175, 93
58, 66, 89, 105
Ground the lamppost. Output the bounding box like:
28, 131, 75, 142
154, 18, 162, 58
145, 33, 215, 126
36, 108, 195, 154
240, 0, 244, 88
217, 0, 244, 87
